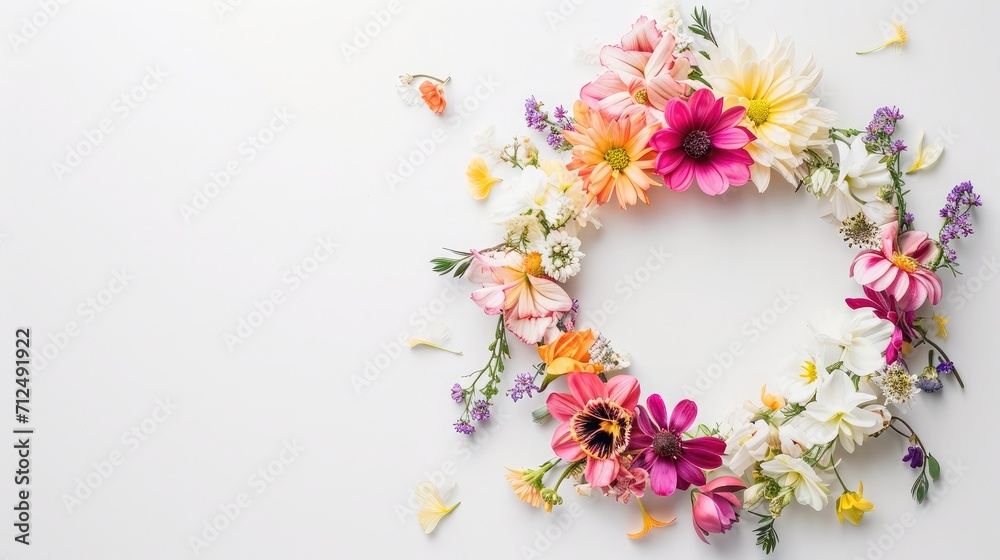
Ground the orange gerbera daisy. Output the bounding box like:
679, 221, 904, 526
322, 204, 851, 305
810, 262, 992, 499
562, 101, 660, 209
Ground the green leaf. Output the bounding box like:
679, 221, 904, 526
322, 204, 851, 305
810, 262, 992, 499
928, 455, 941, 481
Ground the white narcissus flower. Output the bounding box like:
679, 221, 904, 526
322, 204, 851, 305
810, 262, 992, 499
819, 137, 893, 223
725, 419, 770, 477
697, 29, 837, 192
801, 371, 882, 453
779, 346, 831, 405
809, 309, 894, 376
760, 454, 830, 511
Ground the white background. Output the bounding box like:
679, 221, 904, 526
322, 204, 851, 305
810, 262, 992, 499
1, 0, 997, 558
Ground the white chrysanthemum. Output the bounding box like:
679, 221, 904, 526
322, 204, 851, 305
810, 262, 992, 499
531, 230, 583, 282
818, 137, 893, 223
698, 29, 837, 192
873, 362, 920, 408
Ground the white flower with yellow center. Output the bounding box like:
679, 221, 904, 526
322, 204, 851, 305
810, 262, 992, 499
698, 29, 836, 191
760, 454, 830, 511
780, 346, 831, 405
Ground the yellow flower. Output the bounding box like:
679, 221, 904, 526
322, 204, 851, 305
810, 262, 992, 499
407, 338, 462, 355
932, 315, 949, 340
901, 341, 913, 356
504, 468, 544, 509
906, 130, 944, 174
466, 157, 500, 200
627, 498, 675, 539
760, 385, 786, 411
836, 482, 875, 525
414, 481, 460, 534
857, 22, 908, 55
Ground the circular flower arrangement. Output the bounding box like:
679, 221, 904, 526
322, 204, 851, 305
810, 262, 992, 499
423, 7, 981, 553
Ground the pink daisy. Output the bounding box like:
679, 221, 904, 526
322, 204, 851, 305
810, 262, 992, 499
851, 221, 943, 312
650, 88, 755, 195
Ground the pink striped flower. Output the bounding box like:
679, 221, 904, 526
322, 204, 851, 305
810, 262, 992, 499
851, 222, 942, 312
650, 88, 755, 195
580, 16, 691, 124
546, 373, 641, 488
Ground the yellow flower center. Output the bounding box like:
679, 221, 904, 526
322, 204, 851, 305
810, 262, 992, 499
523, 252, 545, 277
746, 99, 771, 126
891, 253, 919, 273
800, 361, 818, 383
604, 147, 631, 172
633, 89, 648, 105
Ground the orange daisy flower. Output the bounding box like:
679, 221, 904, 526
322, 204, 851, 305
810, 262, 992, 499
562, 101, 661, 209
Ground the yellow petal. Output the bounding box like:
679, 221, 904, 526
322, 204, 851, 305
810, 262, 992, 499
466, 157, 500, 200
414, 481, 460, 534
857, 22, 907, 55
408, 338, 463, 355
932, 315, 949, 340
906, 130, 945, 174
627, 498, 675, 539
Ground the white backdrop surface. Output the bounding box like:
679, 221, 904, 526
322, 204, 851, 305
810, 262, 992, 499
1, 1, 998, 559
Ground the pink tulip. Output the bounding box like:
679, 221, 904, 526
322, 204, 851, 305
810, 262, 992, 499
691, 476, 745, 543
851, 222, 943, 312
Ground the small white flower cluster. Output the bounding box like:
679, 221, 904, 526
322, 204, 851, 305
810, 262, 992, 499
532, 231, 583, 283
588, 336, 631, 372
647, 1, 694, 54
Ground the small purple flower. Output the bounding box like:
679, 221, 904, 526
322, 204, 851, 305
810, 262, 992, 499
902, 446, 924, 469
470, 400, 491, 421
903, 212, 915, 226
553, 105, 569, 121
915, 376, 943, 393
450, 383, 464, 403
454, 421, 476, 435
936, 361, 954, 374
507, 372, 540, 402
891, 139, 906, 153
524, 96, 547, 131
546, 132, 565, 150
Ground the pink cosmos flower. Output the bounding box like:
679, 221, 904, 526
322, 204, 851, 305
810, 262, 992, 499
546, 373, 641, 488
691, 476, 745, 543
628, 394, 726, 496
467, 250, 573, 344
650, 88, 755, 195
580, 16, 691, 124
851, 221, 943, 312
846, 286, 916, 364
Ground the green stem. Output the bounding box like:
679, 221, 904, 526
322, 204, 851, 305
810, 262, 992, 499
911, 335, 964, 388
410, 74, 450, 85
832, 465, 849, 493
552, 460, 585, 493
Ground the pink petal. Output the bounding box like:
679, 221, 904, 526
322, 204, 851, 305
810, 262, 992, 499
504, 315, 553, 345
630, 426, 654, 449
620, 16, 661, 52
546, 392, 581, 423
897, 230, 930, 257
687, 89, 716, 129
646, 394, 668, 429
648, 458, 678, 496
585, 458, 619, 488
708, 149, 753, 185
681, 440, 725, 469
551, 422, 586, 461
649, 128, 685, 151
852, 255, 893, 285
675, 457, 707, 488
645, 74, 688, 110
712, 105, 748, 133
698, 476, 746, 494
654, 148, 686, 176
709, 128, 753, 150
567, 373, 607, 404
693, 161, 728, 195
606, 375, 641, 411
665, 97, 692, 131
524, 276, 574, 315
470, 285, 506, 315
600, 46, 650, 80
667, 159, 695, 192
580, 71, 628, 110
880, 222, 901, 259
917, 270, 943, 305
692, 494, 723, 535
669, 400, 698, 433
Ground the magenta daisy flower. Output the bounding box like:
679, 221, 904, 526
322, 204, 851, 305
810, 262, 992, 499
650, 88, 755, 195
628, 395, 726, 496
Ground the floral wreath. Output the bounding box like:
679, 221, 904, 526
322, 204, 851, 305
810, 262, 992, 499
415, 6, 981, 553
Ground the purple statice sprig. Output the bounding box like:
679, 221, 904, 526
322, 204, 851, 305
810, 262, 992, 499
507, 372, 540, 402
935, 181, 982, 271
525, 96, 574, 152
864, 106, 905, 154
452, 316, 509, 435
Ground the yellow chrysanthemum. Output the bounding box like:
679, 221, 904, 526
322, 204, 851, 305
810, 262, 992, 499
414, 481, 460, 534
466, 157, 500, 200
698, 29, 836, 192
627, 498, 675, 539
836, 482, 875, 525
